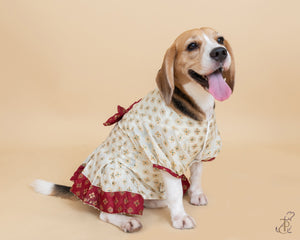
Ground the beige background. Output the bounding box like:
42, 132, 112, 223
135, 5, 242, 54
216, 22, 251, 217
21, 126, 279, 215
0, 0, 299, 239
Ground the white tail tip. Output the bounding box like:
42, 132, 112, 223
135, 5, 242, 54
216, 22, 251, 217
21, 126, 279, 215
31, 179, 54, 195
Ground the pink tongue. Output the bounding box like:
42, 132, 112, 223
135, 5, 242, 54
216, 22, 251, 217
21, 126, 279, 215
207, 71, 232, 101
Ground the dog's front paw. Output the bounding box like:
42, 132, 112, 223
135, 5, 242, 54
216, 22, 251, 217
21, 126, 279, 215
172, 215, 196, 229
189, 193, 208, 206
121, 218, 143, 233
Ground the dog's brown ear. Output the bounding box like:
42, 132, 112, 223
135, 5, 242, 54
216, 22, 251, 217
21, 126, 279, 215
223, 40, 235, 92
156, 44, 176, 105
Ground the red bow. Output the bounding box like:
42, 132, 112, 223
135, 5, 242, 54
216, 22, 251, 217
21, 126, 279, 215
103, 99, 141, 126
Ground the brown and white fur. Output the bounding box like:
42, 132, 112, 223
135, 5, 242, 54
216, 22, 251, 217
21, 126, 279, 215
32, 27, 235, 232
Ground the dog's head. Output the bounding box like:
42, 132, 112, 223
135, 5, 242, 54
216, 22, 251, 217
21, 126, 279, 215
156, 27, 235, 105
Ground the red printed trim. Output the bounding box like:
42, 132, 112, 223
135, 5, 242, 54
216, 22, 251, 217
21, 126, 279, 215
153, 164, 190, 194
103, 99, 142, 126
70, 164, 191, 215
202, 157, 215, 162
153, 164, 181, 178
70, 164, 85, 181
70, 165, 144, 215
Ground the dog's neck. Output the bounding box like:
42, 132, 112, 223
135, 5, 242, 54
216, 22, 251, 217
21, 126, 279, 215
169, 79, 215, 121
182, 81, 215, 119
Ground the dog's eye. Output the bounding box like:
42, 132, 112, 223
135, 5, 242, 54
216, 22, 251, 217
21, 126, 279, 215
187, 42, 199, 51
217, 37, 224, 44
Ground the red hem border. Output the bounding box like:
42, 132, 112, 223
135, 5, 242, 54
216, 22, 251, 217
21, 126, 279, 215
70, 162, 194, 215
70, 165, 144, 215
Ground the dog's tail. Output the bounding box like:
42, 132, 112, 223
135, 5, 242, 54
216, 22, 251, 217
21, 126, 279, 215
31, 179, 76, 200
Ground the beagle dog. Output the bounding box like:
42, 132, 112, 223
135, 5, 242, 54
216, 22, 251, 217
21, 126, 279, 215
32, 27, 235, 232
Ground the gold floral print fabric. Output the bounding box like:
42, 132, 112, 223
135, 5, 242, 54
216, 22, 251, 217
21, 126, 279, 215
81, 89, 222, 200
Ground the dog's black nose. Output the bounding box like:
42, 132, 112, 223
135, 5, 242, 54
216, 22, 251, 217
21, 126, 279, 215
210, 47, 227, 62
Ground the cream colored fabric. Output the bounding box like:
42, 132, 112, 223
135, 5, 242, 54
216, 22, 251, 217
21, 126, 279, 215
81, 89, 222, 200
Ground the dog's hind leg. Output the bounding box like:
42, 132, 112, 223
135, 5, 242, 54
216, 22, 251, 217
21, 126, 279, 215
144, 199, 167, 208
99, 212, 142, 233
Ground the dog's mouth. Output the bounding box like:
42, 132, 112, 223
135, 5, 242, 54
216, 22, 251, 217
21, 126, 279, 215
188, 69, 210, 89
188, 68, 224, 89
188, 67, 232, 101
